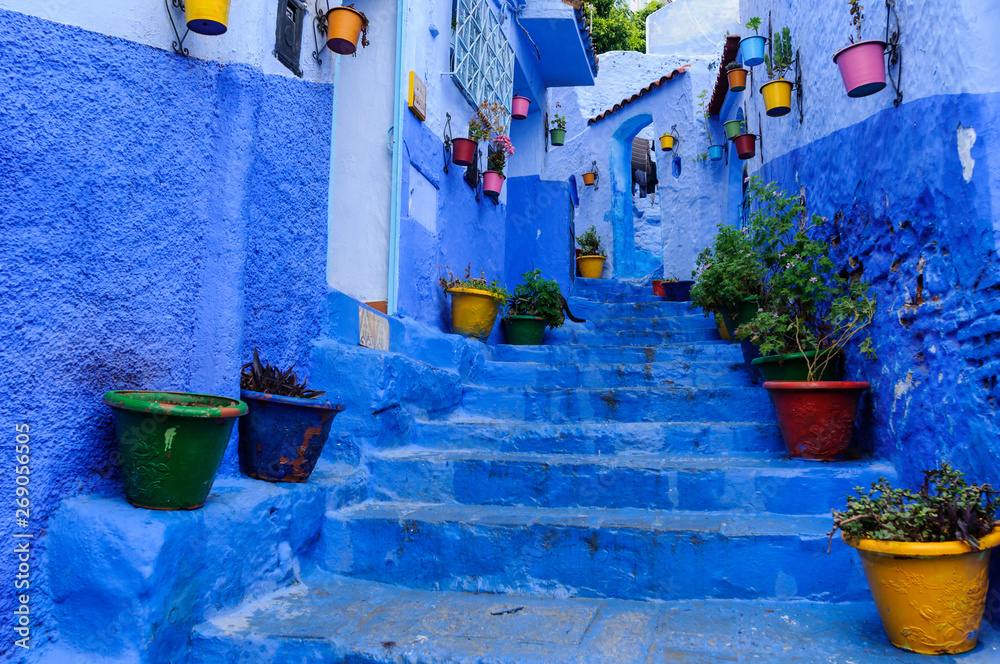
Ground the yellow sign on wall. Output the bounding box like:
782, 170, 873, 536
408, 71, 427, 122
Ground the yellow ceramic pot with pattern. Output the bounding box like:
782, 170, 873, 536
844, 528, 1000, 654
447, 288, 502, 342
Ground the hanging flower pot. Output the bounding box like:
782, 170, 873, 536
733, 133, 756, 160
503, 315, 548, 345
452, 137, 478, 167
760, 79, 793, 117
708, 145, 724, 161
238, 391, 345, 483
511, 95, 530, 120
582, 172, 596, 186
186, 0, 231, 36
723, 119, 744, 140
483, 170, 505, 198
739, 35, 766, 66
576, 255, 605, 279
549, 128, 566, 146
659, 134, 675, 151
726, 65, 748, 92
447, 287, 503, 341
833, 40, 887, 98
326, 5, 369, 55
103, 390, 247, 510
763, 381, 869, 460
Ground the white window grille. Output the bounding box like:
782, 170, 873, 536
452, 0, 515, 124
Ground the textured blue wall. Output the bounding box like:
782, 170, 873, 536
0, 9, 333, 650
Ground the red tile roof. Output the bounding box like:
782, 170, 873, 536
707, 35, 742, 116
588, 66, 690, 125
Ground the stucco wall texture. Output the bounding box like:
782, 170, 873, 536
0, 9, 333, 647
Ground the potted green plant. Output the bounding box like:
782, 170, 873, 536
325, 4, 370, 55
484, 133, 514, 199
239, 349, 345, 483
732, 179, 877, 460
833, 0, 888, 98
103, 390, 247, 510
502, 269, 565, 345
725, 60, 748, 92
440, 264, 510, 342
550, 110, 567, 146
576, 225, 606, 278
740, 17, 765, 66
761, 27, 795, 117
829, 463, 1000, 654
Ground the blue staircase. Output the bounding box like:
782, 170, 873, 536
188, 279, 996, 663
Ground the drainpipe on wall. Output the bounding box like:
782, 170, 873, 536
387, 0, 408, 316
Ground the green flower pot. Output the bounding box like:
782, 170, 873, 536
550, 128, 566, 146
721, 297, 761, 339
103, 391, 247, 510
503, 315, 548, 345
723, 119, 744, 140
751, 351, 841, 382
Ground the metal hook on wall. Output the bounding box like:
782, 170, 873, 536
442, 113, 453, 174
312, 0, 331, 65
165, 0, 190, 56
670, 124, 680, 148
884, 0, 903, 107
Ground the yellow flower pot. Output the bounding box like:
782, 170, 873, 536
185, 0, 230, 36
760, 79, 793, 117
582, 172, 596, 186
844, 527, 1000, 655
659, 135, 674, 151
577, 255, 605, 279
326, 6, 366, 55
447, 288, 501, 342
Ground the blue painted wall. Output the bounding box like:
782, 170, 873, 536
0, 9, 333, 650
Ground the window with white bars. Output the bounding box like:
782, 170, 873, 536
451, 0, 515, 123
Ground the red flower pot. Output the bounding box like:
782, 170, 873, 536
733, 133, 756, 160
511, 95, 530, 120
452, 137, 478, 167
833, 40, 887, 98
763, 381, 869, 460
483, 170, 505, 198
652, 280, 665, 296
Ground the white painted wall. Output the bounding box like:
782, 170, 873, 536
0, 0, 339, 83
646, 0, 739, 57
327, 0, 397, 303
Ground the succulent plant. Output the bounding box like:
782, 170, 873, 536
240, 349, 326, 399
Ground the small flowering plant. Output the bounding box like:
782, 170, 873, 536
733, 178, 877, 380
439, 263, 510, 303
487, 134, 515, 174
468, 100, 507, 142
689, 224, 764, 314
551, 114, 566, 131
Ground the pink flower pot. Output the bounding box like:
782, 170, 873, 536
511, 95, 530, 120
452, 137, 477, 167
483, 170, 505, 198
833, 40, 887, 98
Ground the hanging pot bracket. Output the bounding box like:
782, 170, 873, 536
165, 0, 191, 56
794, 49, 804, 124
312, 0, 331, 65
442, 112, 454, 174
884, 0, 903, 107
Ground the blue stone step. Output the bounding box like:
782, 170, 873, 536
572, 291, 668, 303
478, 360, 749, 388
575, 277, 645, 293
319, 502, 868, 602
370, 450, 894, 515
458, 386, 774, 423
190, 574, 1000, 664
547, 327, 721, 345
487, 342, 742, 364
564, 297, 702, 320
406, 420, 784, 455
584, 315, 718, 332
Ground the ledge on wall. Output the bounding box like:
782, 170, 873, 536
708, 35, 741, 116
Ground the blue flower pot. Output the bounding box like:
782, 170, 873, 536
708, 145, 724, 162
740, 35, 766, 67
238, 390, 345, 483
